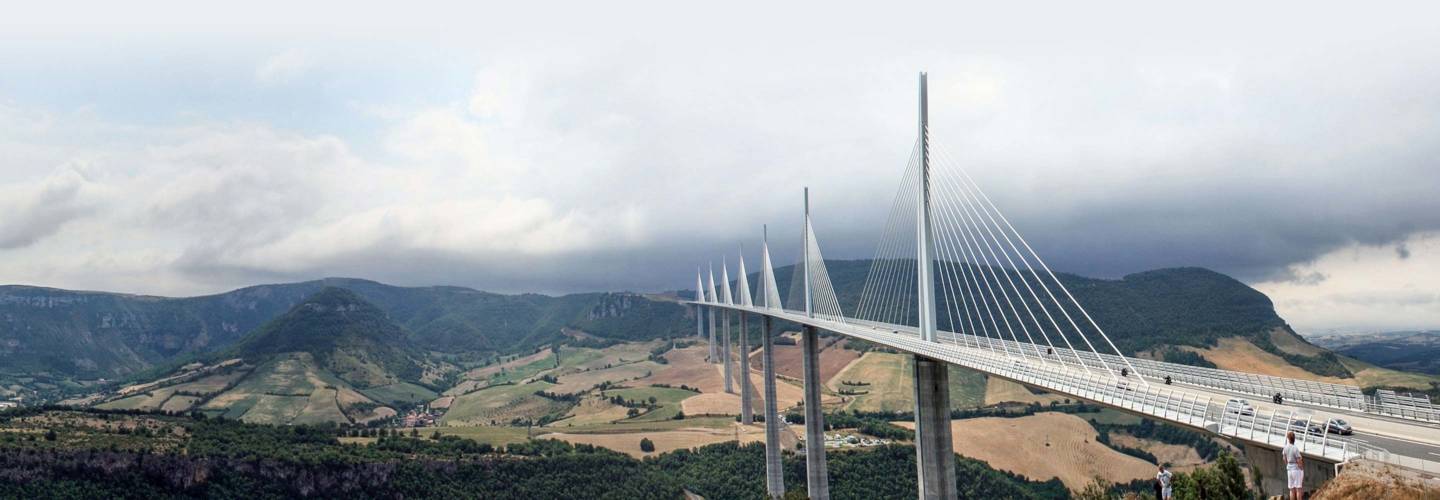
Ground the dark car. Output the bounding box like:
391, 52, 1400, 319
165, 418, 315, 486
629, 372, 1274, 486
1326, 418, 1354, 435
1289, 419, 1324, 436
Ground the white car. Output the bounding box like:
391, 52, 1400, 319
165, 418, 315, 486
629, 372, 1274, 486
1226, 399, 1255, 416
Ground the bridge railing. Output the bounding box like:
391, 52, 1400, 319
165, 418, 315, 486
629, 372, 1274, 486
1369, 390, 1440, 423
938, 331, 1370, 413
790, 306, 1433, 424
780, 309, 1374, 464
705, 305, 1423, 466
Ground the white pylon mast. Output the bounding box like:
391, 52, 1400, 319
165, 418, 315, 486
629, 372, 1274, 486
721, 260, 734, 305
707, 263, 719, 303
804, 188, 813, 318
737, 246, 753, 307
917, 72, 938, 342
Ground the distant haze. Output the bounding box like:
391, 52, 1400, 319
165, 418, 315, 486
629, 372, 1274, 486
1, 1, 1439, 334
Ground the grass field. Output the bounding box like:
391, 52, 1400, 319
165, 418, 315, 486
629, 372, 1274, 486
539, 424, 762, 458
648, 345, 726, 393
825, 352, 1004, 411
827, 352, 913, 412
441, 380, 573, 426
1180, 338, 1352, 383
544, 416, 736, 434
984, 377, 1065, 406
360, 382, 439, 405
242, 394, 310, 424
1083, 408, 1144, 426
604, 386, 700, 422
898, 412, 1156, 490
763, 334, 862, 382
1341, 357, 1440, 390
1183, 335, 1440, 391
180, 353, 386, 425
553, 394, 632, 426
433, 425, 534, 446
948, 366, 987, 408
550, 361, 662, 395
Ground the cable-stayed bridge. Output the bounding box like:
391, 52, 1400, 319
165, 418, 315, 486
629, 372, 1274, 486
688, 73, 1440, 500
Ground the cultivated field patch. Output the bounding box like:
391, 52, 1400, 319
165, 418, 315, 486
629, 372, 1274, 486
898, 412, 1156, 490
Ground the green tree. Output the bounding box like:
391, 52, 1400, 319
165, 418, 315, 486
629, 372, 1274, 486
639, 438, 655, 453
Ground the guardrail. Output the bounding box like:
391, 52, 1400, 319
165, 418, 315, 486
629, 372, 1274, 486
843, 311, 1434, 425
794, 311, 1369, 464
1370, 390, 1440, 423
709, 304, 1419, 467
698, 303, 1440, 469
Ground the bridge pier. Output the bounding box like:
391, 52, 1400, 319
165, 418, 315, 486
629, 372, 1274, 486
708, 305, 718, 363
1240, 442, 1338, 497
763, 315, 785, 498
694, 304, 703, 340
723, 310, 733, 393
802, 325, 830, 499
740, 312, 753, 425
913, 356, 956, 500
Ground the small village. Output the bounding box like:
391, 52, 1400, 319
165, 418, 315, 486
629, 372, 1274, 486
822, 432, 892, 449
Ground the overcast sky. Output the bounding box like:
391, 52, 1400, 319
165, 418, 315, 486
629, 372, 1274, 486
1, 1, 1438, 334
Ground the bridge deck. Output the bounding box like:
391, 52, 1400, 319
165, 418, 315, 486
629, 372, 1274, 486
695, 302, 1440, 471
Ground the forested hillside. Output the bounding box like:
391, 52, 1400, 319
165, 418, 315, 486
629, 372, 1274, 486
0, 408, 1067, 499
0, 279, 689, 385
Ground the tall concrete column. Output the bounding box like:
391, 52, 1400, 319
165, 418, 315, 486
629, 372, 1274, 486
802, 325, 830, 499
763, 315, 785, 498
740, 313, 754, 425
913, 356, 956, 500
723, 310, 733, 393
708, 306, 718, 363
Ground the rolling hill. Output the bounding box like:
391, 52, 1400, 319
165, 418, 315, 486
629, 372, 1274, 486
0, 279, 691, 398
93, 288, 441, 424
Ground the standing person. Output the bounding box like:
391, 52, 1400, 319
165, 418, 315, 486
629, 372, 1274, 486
1156, 463, 1173, 500
1152, 473, 1163, 500
1283, 431, 1304, 500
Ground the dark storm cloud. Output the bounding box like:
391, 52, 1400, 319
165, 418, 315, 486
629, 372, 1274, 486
0, 169, 94, 249
2, 1, 1440, 308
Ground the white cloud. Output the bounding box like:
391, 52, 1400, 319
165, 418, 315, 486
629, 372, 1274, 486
1255, 232, 1440, 334
255, 49, 310, 85
0, 167, 97, 248
0, 93, 654, 296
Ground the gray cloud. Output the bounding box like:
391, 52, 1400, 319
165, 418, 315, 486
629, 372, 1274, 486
0, 2, 1438, 325
0, 169, 94, 249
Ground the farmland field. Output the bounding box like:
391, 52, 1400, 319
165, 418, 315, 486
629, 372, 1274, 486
360, 382, 439, 405
898, 412, 1155, 490
441, 380, 572, 426
604, 386, 700, 422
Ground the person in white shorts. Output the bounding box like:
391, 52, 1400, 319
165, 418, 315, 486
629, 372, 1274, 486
1156, 463, 1173, 500
1283, 431, 1304, 500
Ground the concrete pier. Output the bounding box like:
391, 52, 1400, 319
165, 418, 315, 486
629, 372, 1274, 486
723, 311, 733, 393
740, 313, 753, 425
801, 325, 830, 499
708, 305, 718, 363
913, 356, 956, 500
763, 315, 785, 498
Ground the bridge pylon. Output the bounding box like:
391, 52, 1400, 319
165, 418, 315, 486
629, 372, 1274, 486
800, 188, 831, 499
759, 227, 785, 498
912, 71, 958, 500
736, 249, 755, 425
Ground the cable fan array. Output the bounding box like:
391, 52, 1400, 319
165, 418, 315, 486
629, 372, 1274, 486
854, 129, 1140, 380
